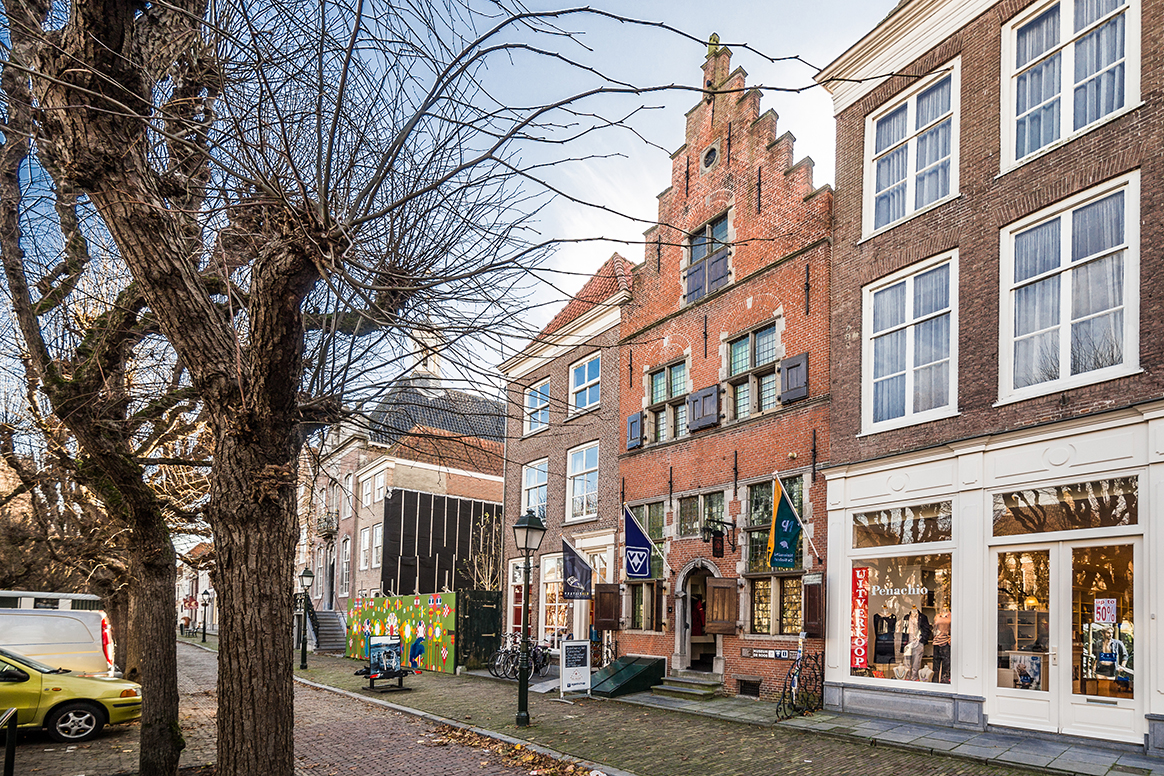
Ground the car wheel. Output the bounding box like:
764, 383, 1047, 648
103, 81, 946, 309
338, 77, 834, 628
46, 702, 105, 743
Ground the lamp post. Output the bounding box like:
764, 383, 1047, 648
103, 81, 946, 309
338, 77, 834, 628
299, 567, 315, 670
200, 590, 211, 643
512, 508, 546, 728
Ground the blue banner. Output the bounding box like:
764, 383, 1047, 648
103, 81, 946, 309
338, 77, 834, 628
624, 504, 653, 579
562, 539, 592, 600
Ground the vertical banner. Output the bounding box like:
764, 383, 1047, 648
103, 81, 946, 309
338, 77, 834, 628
623, 504, 653, 579
851, 567, 871, 669
562, 539, 593, 600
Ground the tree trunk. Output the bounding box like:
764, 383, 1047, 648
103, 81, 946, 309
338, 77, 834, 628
209, 432, 297, 776
124, 519, 183, 776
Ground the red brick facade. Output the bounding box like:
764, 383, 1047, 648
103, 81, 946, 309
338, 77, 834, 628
616, 46, 832, 700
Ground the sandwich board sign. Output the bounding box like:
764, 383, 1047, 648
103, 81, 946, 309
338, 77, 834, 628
560, 640, 591, 697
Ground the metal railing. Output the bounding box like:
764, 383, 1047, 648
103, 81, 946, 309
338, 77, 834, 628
316, 511, 338, 537
3, 707, 16, 776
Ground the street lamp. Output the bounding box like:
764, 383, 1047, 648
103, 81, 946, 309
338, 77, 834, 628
200, 590, 211, 643
299, 567, 314, 669
512, 508, 546, 728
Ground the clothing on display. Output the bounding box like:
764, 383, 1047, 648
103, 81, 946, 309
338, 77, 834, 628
873, 611, 897, 664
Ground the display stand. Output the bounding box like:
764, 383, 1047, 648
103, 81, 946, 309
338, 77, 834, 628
360, 635, 417, 693
554, 639, 591, 704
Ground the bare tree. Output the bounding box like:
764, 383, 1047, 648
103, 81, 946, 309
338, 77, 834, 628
0, 0, 788, 773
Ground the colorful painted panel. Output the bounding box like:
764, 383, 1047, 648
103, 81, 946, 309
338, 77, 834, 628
347, 594, 457, 673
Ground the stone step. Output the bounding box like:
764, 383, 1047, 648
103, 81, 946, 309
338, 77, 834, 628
663, 675, 723, 691
673, 669, 723, 683
651, 683, 720, 701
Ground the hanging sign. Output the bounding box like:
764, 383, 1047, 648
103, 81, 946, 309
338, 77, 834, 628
560, 640, 591, 695
851, 567, 871, 669
1094, 598, 1117, 624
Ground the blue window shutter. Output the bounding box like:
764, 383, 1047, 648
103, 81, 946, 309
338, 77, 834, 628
707, 248, 730, 292
627, 412, 643, 450
686, 385, 720, 431
780, 353, 808, 404
686, 261, 706, 303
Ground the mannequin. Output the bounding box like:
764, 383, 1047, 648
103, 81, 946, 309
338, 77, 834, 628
932, 608, 951, 683
1096, 627, 1128, 679
899, 604, 930, 680
873, 604, 897, 665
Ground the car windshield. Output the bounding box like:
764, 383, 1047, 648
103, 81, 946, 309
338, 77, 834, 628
0, 646, 67, 674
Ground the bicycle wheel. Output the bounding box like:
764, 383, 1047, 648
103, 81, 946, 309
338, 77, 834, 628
487, 650, 503, 677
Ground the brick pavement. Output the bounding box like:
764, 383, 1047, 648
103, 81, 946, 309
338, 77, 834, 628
13, 642, 550, 776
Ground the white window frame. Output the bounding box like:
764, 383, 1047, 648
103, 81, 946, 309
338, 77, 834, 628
339, 536, 351, 597
341, 474, 352, 519
522, 459, 548, 520
1001, 0, 1141, 171
997, 171, 1140, 404
361, 477, 372, 508
540, 553, 568, 646
862, 59, 961, 237
566, 441, 599, 523
861, 251, 960, 434
372, 523, 383, 568
524, 379, 550, 435
359, 527, 370, 570
570, 353, 601, 413
374, 471, 386, 502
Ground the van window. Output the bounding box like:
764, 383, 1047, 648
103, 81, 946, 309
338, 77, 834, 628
33, 598, 59, 609
7, 616, 93, 645
0, 597, 17, 609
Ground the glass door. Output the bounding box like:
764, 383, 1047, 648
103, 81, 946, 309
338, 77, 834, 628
992, 540, 1139, 741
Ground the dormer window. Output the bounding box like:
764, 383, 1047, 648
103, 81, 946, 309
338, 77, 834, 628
685, 213, 730, 304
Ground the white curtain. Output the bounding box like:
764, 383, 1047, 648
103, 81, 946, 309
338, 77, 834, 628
1018, 5, 1061, 67
875, 148, 907, 228
1015, 218, 1061, 281
913, 263, 950, 318
1074, 15, 1125, 129
876, 104, 908, 153
873, 281, 906, 333
1072, 191, 1123, 260
915, 121, 951, 209
1075, 0, 1124, 32
1071, 253, 1124, 374
1016, 55, 1062, 157
915, 77, 951, 129
873, 329, 906, 422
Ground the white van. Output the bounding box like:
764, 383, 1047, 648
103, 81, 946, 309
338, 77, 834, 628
0, 609, 119, 677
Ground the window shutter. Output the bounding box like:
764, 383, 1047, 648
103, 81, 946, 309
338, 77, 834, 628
685, 261, 706, 303
802, 572, 825, 638
626, 412, 643, 450
704, 577, 738, 635
779, 353, 808, 404
686, 385, 720, 432
652, 581, 665, 632
707, 247, 730, 292
594, 584, 620, 631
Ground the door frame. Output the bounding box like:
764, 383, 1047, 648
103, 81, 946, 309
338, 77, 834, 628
989, 536, 1142, 743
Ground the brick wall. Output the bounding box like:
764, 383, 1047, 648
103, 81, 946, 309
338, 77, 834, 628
829, 0, 1164, 466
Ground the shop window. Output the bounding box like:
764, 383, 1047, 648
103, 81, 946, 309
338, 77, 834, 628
678, 491, 723, 539
646, 361, 688, 443
992, 475, 1137, 536
750, 576, 803, 635
850, 554, 953, 683
627, 581, 664, 631
853, 501, 952, 548
726, 323, 781, 420
744, 477, 805, 635
685, 213, 730, 304
540, 555, 569, 646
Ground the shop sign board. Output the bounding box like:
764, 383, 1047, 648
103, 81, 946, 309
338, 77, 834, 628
851, 567, 871, 669
740, 648, 792, 659
560, 640, 591, 694
1094, 598, 1117, 624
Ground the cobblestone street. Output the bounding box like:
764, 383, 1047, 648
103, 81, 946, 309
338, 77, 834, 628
15, 643, 538, 776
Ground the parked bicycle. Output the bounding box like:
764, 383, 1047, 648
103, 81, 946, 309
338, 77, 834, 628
778, 632, 824, 717
488, 632, 551, 680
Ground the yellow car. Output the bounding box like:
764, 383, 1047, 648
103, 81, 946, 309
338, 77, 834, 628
0, 646, 142, 742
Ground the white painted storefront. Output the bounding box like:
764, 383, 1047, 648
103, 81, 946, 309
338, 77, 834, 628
824, 402, 1164, 752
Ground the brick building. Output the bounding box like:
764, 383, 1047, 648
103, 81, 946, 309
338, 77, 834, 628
498, 254, 631, 648
615, 43, 832, 700
818, 0, 1163, 749
299, 341, 504, 632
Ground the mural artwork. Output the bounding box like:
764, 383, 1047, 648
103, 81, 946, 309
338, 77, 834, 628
347, 594, 457, 674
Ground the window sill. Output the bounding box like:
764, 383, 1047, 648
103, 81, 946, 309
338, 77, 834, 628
742, 569, 805, 579
522, 425, 550, 439
859, 192, 962, 244
740, 633, 803, 643
564, 405, 600, 423
564, 515, 600, 526
997, 102, 1143, 178
993, 366, 1143, 408
857, 406, 960, 438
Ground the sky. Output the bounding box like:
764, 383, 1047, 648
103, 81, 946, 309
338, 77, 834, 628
498, 0, 900, 337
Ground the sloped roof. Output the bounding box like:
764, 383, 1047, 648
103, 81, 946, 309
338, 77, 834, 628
367, 378, 505, 448
540, 253, 634, 337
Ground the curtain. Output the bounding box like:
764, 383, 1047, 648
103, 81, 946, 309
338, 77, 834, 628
915, 121, 951, 209
1015, 218, 1061, 281
876, 104, 908, 153
1071, 253, 1124, 374
875, 147, 907, 228
1016, 54, 1062, 157
1018, 5, 1061, 67
873, 281, 906, 333
914, 263, 950, 318
913, 318, 950, 412
1072, 190, 1123, 260
1074, 15, 1125, 129
916, 77, 952, 129
873, 329, 906, 422
1075, 0, 1123, 32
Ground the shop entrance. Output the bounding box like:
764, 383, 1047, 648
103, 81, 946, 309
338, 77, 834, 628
991, 539, 1139, 742
686, 570, 715, 672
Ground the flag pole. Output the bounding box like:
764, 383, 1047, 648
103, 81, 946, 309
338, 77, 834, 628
773, 470, 823, 565
623, 503, 674, 578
